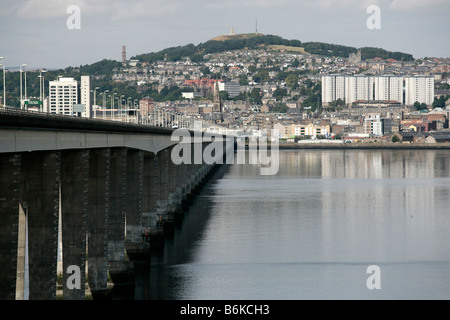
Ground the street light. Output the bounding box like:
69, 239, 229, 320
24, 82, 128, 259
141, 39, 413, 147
112, 92, 117, 110
39, 69, 47, 112
20, 64, 27, 109
120, 95, 125, 122
127, 97, 132, 122
103, 90, 109, 108
93, 87, 99, 106
0, 57, 5, 108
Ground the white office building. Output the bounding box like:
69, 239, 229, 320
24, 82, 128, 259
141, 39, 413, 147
47, 76, 92, 117
322, 75, 436, 106
80, 76, 92, 118
48, 78, 78, 115
374, 75, 403, 103
404, 76, 434, 106
363, 113, 383, 136
218, 80, 241, 98
321, 75, 346, 105
345, 75, 374, 103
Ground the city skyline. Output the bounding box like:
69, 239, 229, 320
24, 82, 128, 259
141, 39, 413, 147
0, 0, 449, 70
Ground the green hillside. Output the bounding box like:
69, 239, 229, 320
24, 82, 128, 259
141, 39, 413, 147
132, 34, 414, 63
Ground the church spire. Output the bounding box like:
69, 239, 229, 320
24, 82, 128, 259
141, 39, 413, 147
213, 81, 222, 113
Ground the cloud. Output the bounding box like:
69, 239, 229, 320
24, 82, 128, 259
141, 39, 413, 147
16, 0, 80, 19
315, 0, 381, 10
388, 0, 450, 11
206, 0, 298, 10
314, 0, 449, 12
11, 0, 182, 20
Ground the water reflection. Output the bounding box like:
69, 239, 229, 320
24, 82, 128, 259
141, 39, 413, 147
134, 150, 450, 300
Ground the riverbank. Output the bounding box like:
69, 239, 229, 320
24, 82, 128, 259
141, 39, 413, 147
278, 143, 450, 150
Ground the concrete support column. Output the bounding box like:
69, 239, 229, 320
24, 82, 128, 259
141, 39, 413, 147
184, 162, 193, 192
15, 203, 26, 300
142, 152, 152, 217
143, 152, 164, 246
156, 149, 170, 216
23, 151, 61, 300
181, 159, 191, 199
147, 153, 159, 217
108, 148, 133, 288
167, 147, 182, 215
87, 149, 111, 299
142, 152, 159, 232
190, 143, 202, 192
60, 150, 89, 300
125, 150, 146, 260
0, 153, 21, 300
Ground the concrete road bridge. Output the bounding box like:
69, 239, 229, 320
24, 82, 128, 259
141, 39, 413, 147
0, 108, 235, 300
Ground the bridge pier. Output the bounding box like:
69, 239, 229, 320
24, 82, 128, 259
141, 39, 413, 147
108, 148, 134, 291
23, 151, 61, 300
60, 150, 89, 300
0, 154, 21, 300
156, 149, 172, 227
168, 149, 183, 222
87, 149, 111, 299
125, 150, 146, 261
0, 110, 236, 300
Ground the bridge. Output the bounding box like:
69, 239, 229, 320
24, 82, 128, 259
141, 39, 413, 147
0, 108, 235, 300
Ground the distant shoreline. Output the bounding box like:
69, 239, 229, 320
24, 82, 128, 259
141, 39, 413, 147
278, 143, 450, 150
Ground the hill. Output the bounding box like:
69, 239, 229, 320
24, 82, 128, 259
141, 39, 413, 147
132, 33, 414, 63
210, 32, 264, 42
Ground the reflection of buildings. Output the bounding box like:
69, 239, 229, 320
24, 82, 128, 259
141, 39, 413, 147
320, 150, 382, 179
318, 150, 442, 262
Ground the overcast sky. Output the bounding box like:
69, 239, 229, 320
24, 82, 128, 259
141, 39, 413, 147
1, 0, 449, 70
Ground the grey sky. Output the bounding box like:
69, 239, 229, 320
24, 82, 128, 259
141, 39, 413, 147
1, 0, 449, 70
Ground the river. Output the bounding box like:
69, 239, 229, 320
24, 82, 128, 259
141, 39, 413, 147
133, 149, 450, 300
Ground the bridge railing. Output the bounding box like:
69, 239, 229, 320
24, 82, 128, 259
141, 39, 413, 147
0, 106, 234, 136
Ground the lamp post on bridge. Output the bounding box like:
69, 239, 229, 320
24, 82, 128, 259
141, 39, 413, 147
103, 90, 109, 119
120, 95, 125, 122
93, 87, 99, 107
0, 57, 5, 108
19, 64, 27, 110
112, 93, 117, 120
38, 69, 47, 113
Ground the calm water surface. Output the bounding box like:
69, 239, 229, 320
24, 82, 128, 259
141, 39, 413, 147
136, 149, 450, 300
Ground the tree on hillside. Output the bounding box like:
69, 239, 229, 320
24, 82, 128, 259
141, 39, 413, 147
238, 74, 249, 86
249, 88, 263, 105
253, 70, 269, 83
413, 101, 428, 111
273, 87, 288, 101
285, 74, 299, 89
